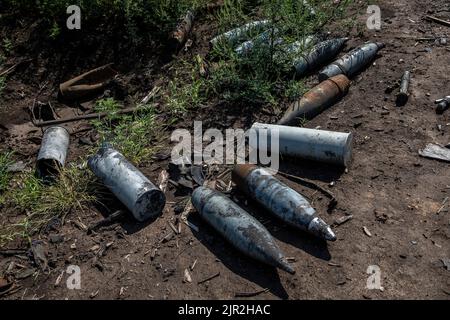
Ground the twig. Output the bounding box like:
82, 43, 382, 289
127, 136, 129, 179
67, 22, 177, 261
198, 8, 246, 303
87, 210, 125, 233
0, 59, 32, 77
0, 249, 27, 256
437, 197, 448, 214
235, 288, 269, 298
197, 272, 220, 284
35, 106, 147, 127
425, 15, 450, 27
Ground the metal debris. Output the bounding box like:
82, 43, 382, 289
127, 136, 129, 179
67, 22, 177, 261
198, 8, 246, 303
191, 186, 295, 274
36, 126, 70, 181
435, 96, 450, 114
250, 123, 353, 167
158, 169, 170, 193
168, 10, 195, 52
232, 165, 336, 241
334, 215, 353, 226
277, 74, 350, 125
88, 145, 166, 222
396, 71, 411, 106
318, 42, 385, 81
419, 143, 450, 162
363, 226, 372, 237
58, 63, 118, 103
184, 268, 192, 283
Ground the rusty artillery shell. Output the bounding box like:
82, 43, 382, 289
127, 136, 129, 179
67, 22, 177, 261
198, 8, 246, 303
232, 165, 336, 241
168, 10, 195, 52
88, 146, 166, 222
191, 186, 295, 274
435, 96, 450, 114
58, 64, 118, 103
396, 71, 411, 105
36, 126, 70, 180
292, 38, 348, 78
277, 74, 350, 125
318, 42, 385, 81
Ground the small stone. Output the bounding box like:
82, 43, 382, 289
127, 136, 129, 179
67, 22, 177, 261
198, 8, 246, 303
49, 234, 64, 244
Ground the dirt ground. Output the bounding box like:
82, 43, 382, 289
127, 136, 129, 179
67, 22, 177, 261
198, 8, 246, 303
0, 0, 449, 300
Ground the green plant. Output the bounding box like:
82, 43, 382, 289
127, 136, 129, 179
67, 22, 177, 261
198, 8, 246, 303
0, 164, 96, 246
92, 98, 162, 164
0, 151, 13, 193
2, 38, 13, 55
0, 76, 5, 97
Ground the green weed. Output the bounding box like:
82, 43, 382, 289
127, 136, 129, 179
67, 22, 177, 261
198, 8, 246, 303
0, 164, 96, 246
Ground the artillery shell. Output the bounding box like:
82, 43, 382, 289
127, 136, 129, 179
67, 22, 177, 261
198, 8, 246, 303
210, 20, 270, 47
36, 126, 70, 180
396, 71, 411, 105
292, 38, 348, 77
232, 165, 336, 241
168, 10, 195, 52
235, 28, 280, 56
250, 123, 353, 167
191, 186, 295, 274
318, 42, 385, 81
277, 74, 350, 125
88, 146, 165, 222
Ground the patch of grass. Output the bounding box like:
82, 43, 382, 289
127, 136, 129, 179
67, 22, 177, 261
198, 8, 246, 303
0, 76, 5, 97
2, 38, 13, 54
167, 72, 207, 116
0, 152, 13, 193
92, 98, 163, 164
206, 0, 353, 108
3, 0, 210, 43
0, 164, 96, 246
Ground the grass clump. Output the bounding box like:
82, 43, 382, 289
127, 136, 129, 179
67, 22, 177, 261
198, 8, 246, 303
0, 164, 96, 246
206, 0, 353, 108
0, 152, 13, 194
92, 98, 163, 164
3, 0, 209, 43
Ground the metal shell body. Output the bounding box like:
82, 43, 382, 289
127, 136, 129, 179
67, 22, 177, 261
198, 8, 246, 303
277, 74, 350, 125
318, 42, 384, 81
292, 38, 348, 77
210, 20, 269, 47
191, 186, 294, 274
250, 123, 353, 167
235, 28, 280, 56
88, 147, 165, 222
232, 165, 336, 241
36, 126, 70, 179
